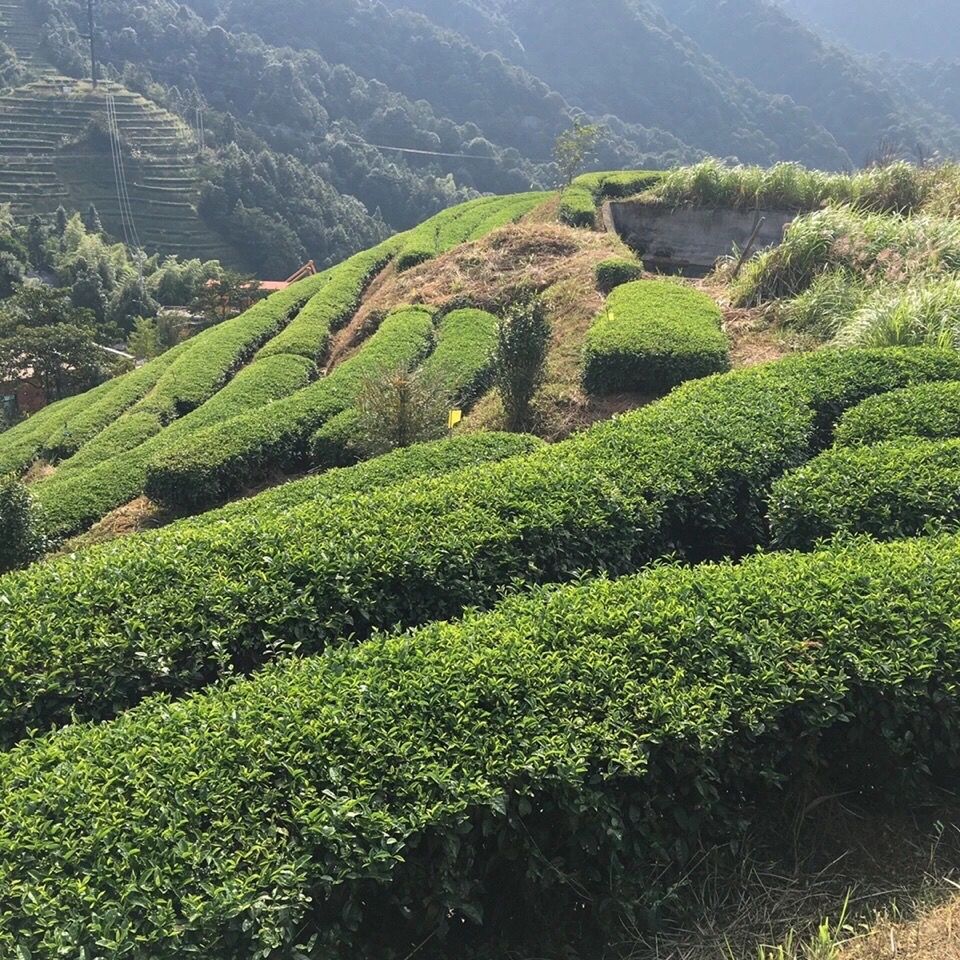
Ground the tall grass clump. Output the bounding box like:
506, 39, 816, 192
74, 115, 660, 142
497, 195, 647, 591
645, 160, 953, 214
732, 207, 960, 306
782, 270, 868, 339
835, 276, 960, 349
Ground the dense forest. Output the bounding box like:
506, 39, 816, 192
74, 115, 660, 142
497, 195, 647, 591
4, 0, 957, 275
784, 0, 960, 60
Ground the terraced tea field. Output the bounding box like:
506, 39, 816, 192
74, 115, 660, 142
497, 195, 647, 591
0, 76, 232, 261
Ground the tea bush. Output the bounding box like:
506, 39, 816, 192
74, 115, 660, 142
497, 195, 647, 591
1, 535, 958, 957
835, 380, 960, 447
0, 349, 956, 744
595, 258, 643, 293
418, 308, 499, 407
145, 307, 436, 509
0, 474, 47, 574
582, 280, 729, 395
770, 437, 960, 548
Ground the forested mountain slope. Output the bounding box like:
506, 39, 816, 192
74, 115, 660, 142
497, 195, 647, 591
7, 0, 960, 275
784, 0, 960, 61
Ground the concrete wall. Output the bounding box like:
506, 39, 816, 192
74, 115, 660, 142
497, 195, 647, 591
603, 201, 797, 276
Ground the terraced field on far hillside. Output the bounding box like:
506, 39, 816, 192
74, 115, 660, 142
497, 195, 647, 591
0, 76, 232, 261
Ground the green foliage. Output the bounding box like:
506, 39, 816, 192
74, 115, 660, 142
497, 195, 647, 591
2, 349, 958, 744
582, 280, 729, 395
2, 534, 959, 956
554, 119, 601, 189
834, 276, 960, 349
257, 242, 399, 360
594, 257, 643, 294
834, 380, 960, 447
494, 294, 551, 431
781, 269, 867, 340
148, 307, 435, 509
419, 308, 500, 407
559, 170, 664, 228
769, 438, 960, 548
394, 193, 547, 271
647, 160, 951, 213
36, 354, 317, 535
0, 474, 47, 573
732, 206, 960, 306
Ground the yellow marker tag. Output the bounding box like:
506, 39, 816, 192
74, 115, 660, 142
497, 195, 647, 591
448, 409, 463, 430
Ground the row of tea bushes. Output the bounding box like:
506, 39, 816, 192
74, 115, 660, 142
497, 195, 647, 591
39, 340, 193, 462
0, 350, 956, 744
559, 170, 664, 228
395, 193, 547, 271
1, 534, 958, 957
0, 378, 119, 476
33, 354, 318, 536
770, 437, 960, 548
50, 277, 327, 480
834, 380, 960, 447
256, 243, 399, 361
582, 280, 729, 395
144, 307, 437, 510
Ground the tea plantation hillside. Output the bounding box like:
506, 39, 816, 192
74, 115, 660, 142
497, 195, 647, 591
5, 163, 960, 958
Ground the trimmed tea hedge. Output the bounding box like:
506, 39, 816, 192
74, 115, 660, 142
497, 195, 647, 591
35, 355, 317, 536
39, 340, 193, 462
419, 308, 499, 406
256, 243, 398, 361
835, 380, 960, 447
195, 431, 544, 528
1, 534, 958, 957
145, 307, 436, 509
595, 257, 642, 293
0, 349, 957, 744
582, 280, 729, 395
770, 437, 960, 548
52, 277, 326, 479
396, 193, 547, 271
560, 170, 664, 228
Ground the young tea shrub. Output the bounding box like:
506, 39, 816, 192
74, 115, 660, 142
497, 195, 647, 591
769, 438, 960, 549
0, 474, 47, 573
494, 294, 550, 432
582, 280, 729, 395
2, 535, 959, 957
595, 258, 642, 294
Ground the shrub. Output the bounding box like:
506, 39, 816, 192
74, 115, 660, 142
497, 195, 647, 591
582, 280, 728, 395
0, 378, 118, 476
2, 535, 959, 957
769, 438, 960, 548
494, 294, 550, 431
0, 474, 47, 573
256, 242, 399, 360
418, 308, 499, 408
145, 308, 436, 510
0, 349, 957, 745
595, 257, 643, 294
835, 380, 960, 447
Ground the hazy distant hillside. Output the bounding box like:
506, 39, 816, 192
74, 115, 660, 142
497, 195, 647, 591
783, 0, 960, 61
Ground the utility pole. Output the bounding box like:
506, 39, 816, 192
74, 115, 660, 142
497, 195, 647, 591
84, 0, 99, 87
